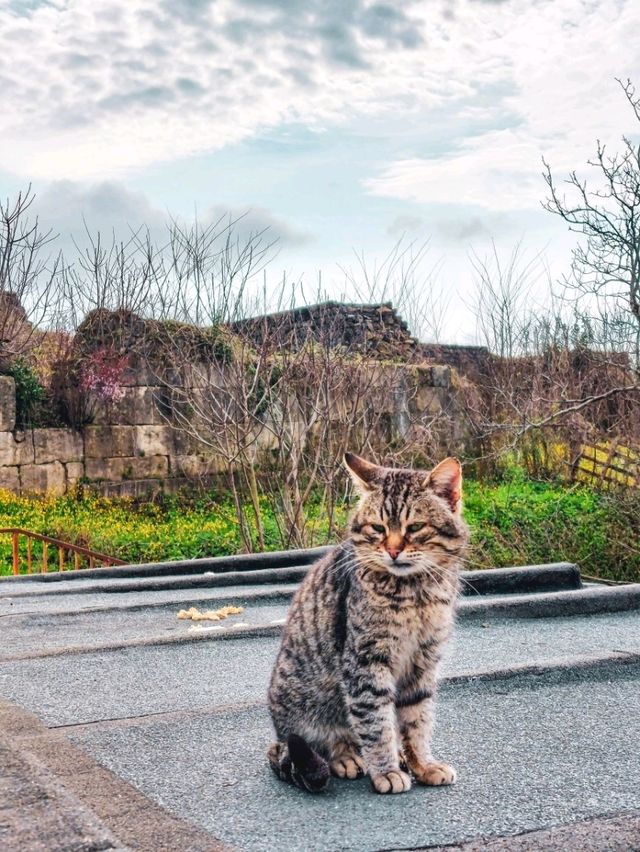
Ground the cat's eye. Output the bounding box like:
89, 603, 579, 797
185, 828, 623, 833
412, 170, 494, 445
407, 523, 425, 534
370, 524, 386, 534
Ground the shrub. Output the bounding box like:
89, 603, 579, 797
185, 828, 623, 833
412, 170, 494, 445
6, 358, 45, 428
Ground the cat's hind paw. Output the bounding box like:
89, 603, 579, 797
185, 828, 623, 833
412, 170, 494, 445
371, 769, 412, 794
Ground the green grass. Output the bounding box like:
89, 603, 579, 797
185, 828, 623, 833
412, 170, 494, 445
1, 475, 638, 581
463, 476, 640, 582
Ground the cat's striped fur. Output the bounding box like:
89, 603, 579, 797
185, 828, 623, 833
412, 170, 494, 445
267, 453, 469, 794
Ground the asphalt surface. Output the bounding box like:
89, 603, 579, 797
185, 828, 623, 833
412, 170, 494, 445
4, 591, 640, 662
1, 555, 639, 851
68, 663, 640, 852
1, 612, 640, 725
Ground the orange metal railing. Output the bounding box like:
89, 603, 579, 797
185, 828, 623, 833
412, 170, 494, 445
0, 528, 127, 575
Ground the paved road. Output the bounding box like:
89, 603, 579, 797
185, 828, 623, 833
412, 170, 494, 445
1, 556, 639, 851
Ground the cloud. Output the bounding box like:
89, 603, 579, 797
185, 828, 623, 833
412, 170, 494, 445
367, 128, 545, 211
206, 205, 312, 246
0, 0, 427, 179
434, 215, 493, 243
386, 214, 425, 236
2, 0, 639, 246
33, 182, 169, 250
30, 181, 310, 259
365, 0, 640, 212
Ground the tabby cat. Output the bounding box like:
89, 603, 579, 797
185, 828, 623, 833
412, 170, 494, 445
267, 452, 469, 795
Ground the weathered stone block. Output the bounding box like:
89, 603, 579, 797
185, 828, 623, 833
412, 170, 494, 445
413, 387, 443, 416
65, 462, 85, 486
0, 431, 16, 466
91, 386, 167, 426
33, 429, 83, 464
131, 455, 169, 479
14, 432, 35, 465
431, 365, 451, 388
85, 455, 169, 481
134, 425, 174, 457
84, 426, 135, 458
0, 376, 16, 431
171, 453, 226, 478
20, 462, 66, 495
84, 457, 113, 481
0, 431, 35, 466
85, 457, 119, 480
172, 428, 202, 456
119, 355, 164, 387
100, 479, 163, 498
0, 465, 19, 492
183, 361, 225, 390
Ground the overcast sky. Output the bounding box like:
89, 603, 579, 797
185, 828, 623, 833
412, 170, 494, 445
2, 0, 639, 341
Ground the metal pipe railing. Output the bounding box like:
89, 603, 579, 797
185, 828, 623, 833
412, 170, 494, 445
0, 527, 127, 575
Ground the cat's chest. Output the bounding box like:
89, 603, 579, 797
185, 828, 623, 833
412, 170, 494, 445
388, 598, 454, 678
388, 589, 455, 637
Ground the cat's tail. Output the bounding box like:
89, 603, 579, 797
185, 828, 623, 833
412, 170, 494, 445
267, 735, 330, 793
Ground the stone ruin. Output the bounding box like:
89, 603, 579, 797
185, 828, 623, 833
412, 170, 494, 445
0, 301, 482, 496
231, 301, 418, 360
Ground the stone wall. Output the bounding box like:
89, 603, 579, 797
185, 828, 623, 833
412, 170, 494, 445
0, 360, 466, 496
0, 377, 85, 494
0, 373, 221, 497
0, 302, 482, 496
418, 343, 493, 379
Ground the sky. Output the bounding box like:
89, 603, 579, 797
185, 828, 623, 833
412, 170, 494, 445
1, 0, 639, 342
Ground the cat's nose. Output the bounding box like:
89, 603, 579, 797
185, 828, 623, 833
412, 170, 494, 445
386, 545, 402, 560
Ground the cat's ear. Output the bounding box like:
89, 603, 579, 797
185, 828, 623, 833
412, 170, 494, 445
344, 452, 382, 493
424, 457, 462, 513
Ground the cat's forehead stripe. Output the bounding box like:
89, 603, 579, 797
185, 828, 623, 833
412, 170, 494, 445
380, 472, 413, 525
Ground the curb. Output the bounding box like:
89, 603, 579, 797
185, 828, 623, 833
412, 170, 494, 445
0, 562, 582, 600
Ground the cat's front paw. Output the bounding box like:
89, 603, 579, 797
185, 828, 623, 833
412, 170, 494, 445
412, 760, 457, 786
370, 769, 412, 794
331, 753, 366, 779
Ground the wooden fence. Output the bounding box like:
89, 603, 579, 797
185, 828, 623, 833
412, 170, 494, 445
574, 439, 640, 489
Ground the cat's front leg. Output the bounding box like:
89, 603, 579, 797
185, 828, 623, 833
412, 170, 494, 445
344, 667, 411, 794
397, 685, 456, 786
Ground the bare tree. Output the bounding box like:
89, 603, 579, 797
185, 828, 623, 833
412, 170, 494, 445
465, 248, 640, 480
455, 79, 640, 480
0, 186, 63, 366
543, 78, 640, 363
60, 213, 277, 331
339, 239, 450, 343
154, 285, 453, 551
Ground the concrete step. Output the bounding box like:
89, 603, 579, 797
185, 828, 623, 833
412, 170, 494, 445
0, 560, 582, 600
2, 603, 640, 713
2, 574, 639, 662
0, 546, 332, 584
